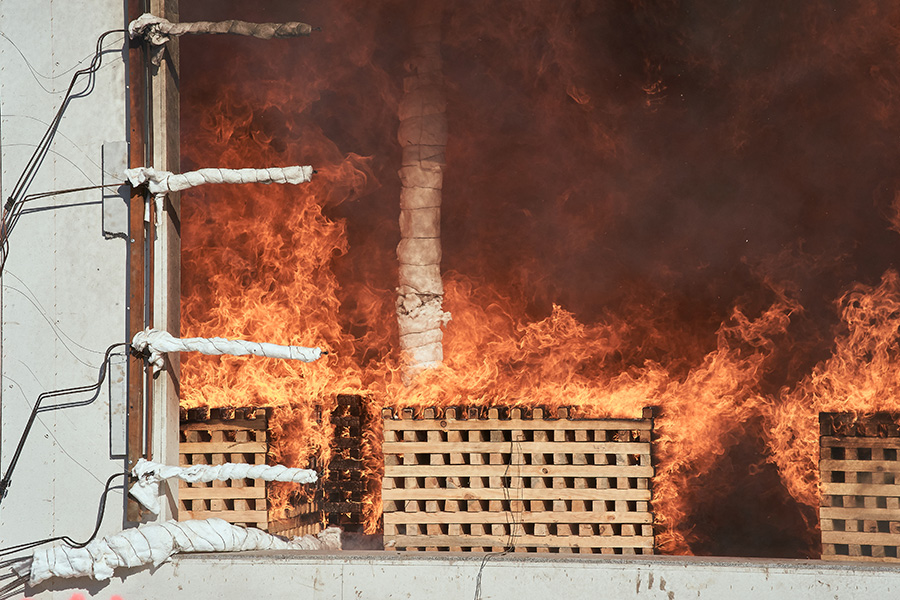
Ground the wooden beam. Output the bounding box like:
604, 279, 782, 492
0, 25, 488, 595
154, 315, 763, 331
126, 0, 149, 524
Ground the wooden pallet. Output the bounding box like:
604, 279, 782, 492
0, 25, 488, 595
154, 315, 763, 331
179, 406, 325, 535
382, 405, 655, 554
268, 495, 324, 538
820, 412, 900, 561
325, 394, 367, 532
179, 407, 271, 529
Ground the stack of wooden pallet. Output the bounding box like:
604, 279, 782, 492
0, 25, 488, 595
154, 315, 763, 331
820, 412, 900, 561
325, 394, 367, 532
179, 407, 271, 529
382, 405, 655, 554
178, 406, 323, 535
268, 498, 324, 538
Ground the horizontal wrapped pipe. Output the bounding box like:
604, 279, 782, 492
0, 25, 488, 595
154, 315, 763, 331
17, 519, 340, 584
129, 13, 317, 65
124, 165, 314, 224
131, 327, 323, 372
130, 458, 318, 515
125, 165, 313, 194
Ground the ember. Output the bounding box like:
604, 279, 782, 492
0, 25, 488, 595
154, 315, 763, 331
178, 1, 900, 558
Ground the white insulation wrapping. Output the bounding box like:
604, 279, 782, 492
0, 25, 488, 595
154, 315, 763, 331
125, 166, 314, 195
129, 13, 315, 65
130, 458, 318, 515
131, 327, 323, 372
19, 519, 341, 585
124, 166, 314, 223
396, 2, 451, 384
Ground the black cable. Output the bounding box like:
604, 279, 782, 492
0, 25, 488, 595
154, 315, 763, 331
0, 471, 125, 599
0, 343, 128, 505
1, 28, 126, 275
0, 471, 126, 560
6, 29, 124, 204
0, 184, 121, 273
473, 432, 522, 600
0, 574, 24, 599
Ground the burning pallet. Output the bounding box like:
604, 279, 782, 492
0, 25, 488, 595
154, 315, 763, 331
382, 405, 655, 553
820, 412, 900, 561
179, 406, 322, 534
324, 394, 367, 532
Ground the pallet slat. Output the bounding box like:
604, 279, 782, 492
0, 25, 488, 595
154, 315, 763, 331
383, 511, 653, 524
382, 488, 651, 501
383, 419, 652, 431
180, 419, 267, 432
180, 510, 268, 523
820, 460, 900, 471
821, 482, 900, 496
382, 441, 649, 454
822, 531, 900, 545
389, 534, 654, 549
821, 437, 900, 449
179, 486, 266, 500
384, 465, 653, 477
820, 507, 900, 520
179, 441, 268, 454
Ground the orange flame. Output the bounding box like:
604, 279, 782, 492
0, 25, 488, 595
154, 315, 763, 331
178, 1, 900, 555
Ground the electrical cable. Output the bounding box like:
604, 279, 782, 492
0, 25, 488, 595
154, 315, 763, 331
0, 573, 25, 599
1, 28, 125, 275
0, 471, 126, 560
0, 27, 131, 596
0, 183, 121, 273
0, 471, 125, 599
6, 28, 124, 203
473, 432, 521, 600
0, 343, 128, 505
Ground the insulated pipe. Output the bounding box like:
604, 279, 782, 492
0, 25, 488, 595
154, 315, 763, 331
396, 1, 451, 384
18, 519, 341, 585
124, 165, 314, 224
129, 13, 317, 65
130, 459, 318, 515
131, 327, 323, 372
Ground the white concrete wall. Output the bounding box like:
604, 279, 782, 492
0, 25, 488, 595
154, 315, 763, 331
24, 552, 900, 600
0, 0, 129, 549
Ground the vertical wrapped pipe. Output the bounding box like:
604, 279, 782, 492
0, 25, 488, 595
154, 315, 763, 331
397, 1, 451, 384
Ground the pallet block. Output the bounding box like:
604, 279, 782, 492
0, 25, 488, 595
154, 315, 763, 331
820, 412, 900, 561
382, 405, 656, 554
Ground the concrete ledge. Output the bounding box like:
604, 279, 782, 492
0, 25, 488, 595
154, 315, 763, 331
28, 551, 900, 599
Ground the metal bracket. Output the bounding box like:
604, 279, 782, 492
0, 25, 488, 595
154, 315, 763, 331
102, 141, 129, 239
108, 350, 128, 458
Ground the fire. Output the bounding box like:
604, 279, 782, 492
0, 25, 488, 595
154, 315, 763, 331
178, 1, 900, 556
764, 272, 900, 527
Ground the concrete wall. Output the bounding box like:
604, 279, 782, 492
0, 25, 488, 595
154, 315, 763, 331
0, 0, 130, 548
26, 552, 900, 600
